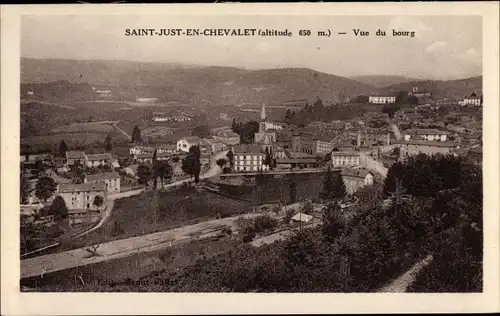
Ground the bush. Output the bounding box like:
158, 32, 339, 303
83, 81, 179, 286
253, 215, 278, 233
283, 208, 295, 224
221, 226, 232, 236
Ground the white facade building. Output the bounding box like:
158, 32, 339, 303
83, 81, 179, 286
368, 96, 396, 104
233, 144, 269, 172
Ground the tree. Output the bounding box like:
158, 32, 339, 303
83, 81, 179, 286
131, 125, 141, 144
264, 147, 272, 167
288, 177, 297, 203
34, 159, 45, 177
182, 146, 202, 183
111, 220, 124, 236
94, 195, 104, 207
50, 196, 68, 221
216, 158, 227, 170
35, 176, 57, 203
226, 149, 234, 167
320, 167, 346, 200
321, 202, 345, 242
104, 134, 113, 152
301, 200, 314, 215
395, 91, 408, 104
231, 118, 239, 134
240, 121, 260, 144
382, 104, 399, 119
253, 215, 278, 233
137, 164, 151, 186
192, 125, 211, 138
20, 171, 31, 204
58, 140, 68, 157
164, 162, 174, 183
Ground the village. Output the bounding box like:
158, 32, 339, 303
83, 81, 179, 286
20, 83, 482, 267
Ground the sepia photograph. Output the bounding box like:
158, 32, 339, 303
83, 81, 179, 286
2, 2, 499, 315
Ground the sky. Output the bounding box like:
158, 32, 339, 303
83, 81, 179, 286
21, 15, 482, 80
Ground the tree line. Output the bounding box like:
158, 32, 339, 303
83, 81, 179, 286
95, 154, 481, 292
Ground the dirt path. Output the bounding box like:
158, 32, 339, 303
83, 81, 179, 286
73, 200, 115, 238
378, 254, 434, 292
111, 120, 132, 141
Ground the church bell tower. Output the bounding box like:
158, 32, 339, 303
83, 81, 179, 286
260, 103, 267, 133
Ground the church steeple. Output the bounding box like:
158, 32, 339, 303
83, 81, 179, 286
259, 103, 267, 133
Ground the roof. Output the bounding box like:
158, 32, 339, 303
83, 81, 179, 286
291, 212, 313, 222
68, 209, 89, 215
316, 135, 334, 143
331, 151, 360, 157
217, 130, 239, 138
276, 158, 318, 164
59, 183, 106, 193
85, 172, 120, 182
394, 140, 458, 148
341, 168, 372, 179
66, 151, 86, 159
404, 129, 451, 135
87, 153, 113, 161
157, 144, 177, 150
130, 145, 155, 152
233, 144, 263, 154
179, 136, 201, 144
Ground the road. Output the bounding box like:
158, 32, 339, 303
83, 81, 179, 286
378, 254, 434, 292
73, 199, 115, 238
21, 212, 268, 279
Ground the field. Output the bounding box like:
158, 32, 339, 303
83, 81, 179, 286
57, 188, 251, 251
50, 122, 117, 134
214, 172, 332, 204
21, 235, 240, 291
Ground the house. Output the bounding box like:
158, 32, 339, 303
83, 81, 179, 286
232, 144, 269, 172
84, 172, 121, 194
331, 151, 361, 167
291, 133, 335, 157
58, 183, 107, 211
205, 138, 227, 154
133, 152, 171, 164
153, 114, 192, 122
316, 135, 335, 155
157, 144, 177, 154
459, 93, 482, 107
86, 153, 113, 168
20, 153, 54, 164
291, 212, 313, 223
276, 158, 319, 170
341, 168, 374, 195
403, 129, 450, 142
395, 140, 459, 158
129, 145, 156, 156
356, 128, 391, 146
176, 136, 202, 153
216, 130, 240, 146
368, 96, 396, 104
65, 151, 86, 167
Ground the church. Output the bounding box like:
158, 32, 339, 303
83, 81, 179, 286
254, 103, 282, 151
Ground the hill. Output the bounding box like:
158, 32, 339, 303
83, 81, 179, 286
350, 75, 418, 88
21, 58, 376, 105
376, 76, 482, 100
